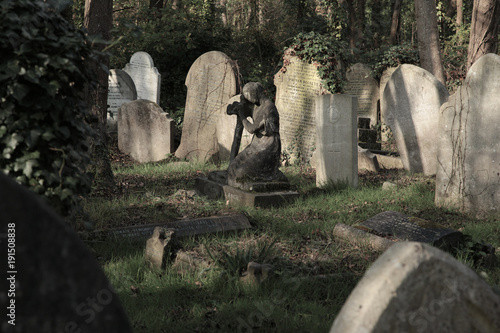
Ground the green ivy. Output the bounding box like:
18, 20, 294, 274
0, 0, 96, 221
287, 31, 350, 93
371, 43, 420, 80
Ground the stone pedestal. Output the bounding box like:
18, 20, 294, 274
195, 171, 299, 207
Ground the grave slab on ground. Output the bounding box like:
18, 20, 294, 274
195, 171, 299, 208
330, 241, 500, 333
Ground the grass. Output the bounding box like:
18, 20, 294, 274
81, 147, 500, 332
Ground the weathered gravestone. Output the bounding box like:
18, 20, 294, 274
0, 174, 132, 333
315, 94, 358, 188
117, 99, 174, 163
107, 69, 137, 132
175, 51, 239, 162
343, 63, 379, 128
382, 64, 449, 175
330, 242, 500, 333
435, 53, 500, 218
123, 51, 161, 104
274, 49, 327, 164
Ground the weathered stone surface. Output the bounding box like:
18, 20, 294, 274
98, 214, 251, 240
144, 227, 176, 269
117, 99, 174, 163
379, 66, 398, 142
333, 223, 395, 252
315, 94, 358, 188
359, 211, 462, 248
382, 64, 449, 175
240, 262, 275, 285
344, 63, 379, 127
175, 51, 239, 162
172, 250, 211, 275
0, 174, 132, 333
274, 50, 327, 163
358, 147, 380, 172
107, 69, 137, 132
123, 51, 161, 104
375, 153, 403, 169
435, 53, 500, 218
330, 242, 500, 333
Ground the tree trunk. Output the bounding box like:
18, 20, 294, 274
84, 0, 115, 189
390, 0, 403, 45
466, 0, 500, 71
414, 0, 447, 86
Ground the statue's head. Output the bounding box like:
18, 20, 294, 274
242, 82, 264, 105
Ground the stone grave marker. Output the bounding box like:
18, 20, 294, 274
381, 64, 449, 175
0, 174, 132, 332
107, 69, 137, 132
123, 51, 161, 104
379, 66, 398, 142
436, 53, 500, 218
117, 99, 174, 163
274, 49, 327, 164
175, 51, 239, 162
315, 94, 358, 188
330, 242, 500, 333
343, 63, 380, 128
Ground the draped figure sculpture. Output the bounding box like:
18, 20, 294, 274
226, 82, 287, 189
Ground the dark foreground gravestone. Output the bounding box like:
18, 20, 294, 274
0, 174, 132, 333
330, 242, 500, 333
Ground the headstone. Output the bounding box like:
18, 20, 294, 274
435, 53, 500, 218
175, 51, 239, 162
315, 94, 358, 188
0, 174, 132, 332
358, 211, 462, 248
117, 99, 174, 163
358, 147, 380, 173
381, 64, 449, 175
343, 63, 380, 127
330, 242, 500, 333
107, 69, 137, 132
144, 227, 176, 269
274, 50, 327, 163
379, 66, 398, 142
123, 51, 161, 104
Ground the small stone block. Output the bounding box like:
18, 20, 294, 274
145, 227, 176, 269
223, 185, 299, 207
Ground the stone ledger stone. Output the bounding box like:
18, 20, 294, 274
315, 94, 358, 188
330, 242, 500, 333
343, 63, 380, 127
435, 53, 500, 218
175, 51, 238, 162
118, 99, 174, 163
123, 51, 161, 104
107, 69, 137, 132
274, 50, 327, 163
382, 64, 449, 175
0, 174, 132, 333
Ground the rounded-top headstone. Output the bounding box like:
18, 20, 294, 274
382, 64, 449, 175
123, 51, 161, 104
175, 51, 238, 162
330, 241, 500, 333
107, 69, 137, 132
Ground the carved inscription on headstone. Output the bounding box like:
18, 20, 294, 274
344, 63, 379, 127
175, 51, 238, 162
107, 69, 137, 132
274, 50, 327, 163
359, 211, 461, 247
123, 51, 161, 104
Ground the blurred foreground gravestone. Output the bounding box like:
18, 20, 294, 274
123, 51, 161, 104
175, 51, 239, 162
330, 242, 500, 333
435, 53, 500, 218
0, 174, 132, 333
382, 64, 449, 175
117, 99, 174, 163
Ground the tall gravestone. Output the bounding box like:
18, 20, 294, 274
118, 99, 174, 163
315, 94, 358, 188
330, 242, 500, 333
175, 51, 239, 162
0, 174, 132, 333
435, 53, 500, 218
343, 63, 379, 127
123, 51, 161, 104
381, 64, 449, 175
274, 50, 327, 164
107, 69, 137, 132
